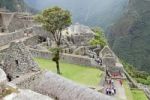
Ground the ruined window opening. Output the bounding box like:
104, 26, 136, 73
1, 28, 5, 32
7, 74, 12, 82
38, 36, 46, 43
15, 60, 19, 66
16, 76, 19, 78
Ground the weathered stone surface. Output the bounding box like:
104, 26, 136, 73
99, 46, 115, 58
11, 71, 43, 90
73, 46, 86, 55
99, 46, 117, 67
62, 23, 95, 46
0, 68, 7, 86
35, 71, 115, 100
30, 48, 99, 67
3, 89, 53, 100
0, 11, 34, 33
2, 42, 40, 80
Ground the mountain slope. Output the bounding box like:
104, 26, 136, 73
0, 0, 36, 13
24, 0, 128, 29
0, 0, 27, 11
108, 0, 150, 72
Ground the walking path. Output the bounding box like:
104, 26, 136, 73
103, 79, 127, 100
114, 80, 127, 100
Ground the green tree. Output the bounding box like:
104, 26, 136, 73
89, 27, 107, 48
35, 7, 72, 74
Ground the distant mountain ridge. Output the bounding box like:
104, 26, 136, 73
0, 0, 27, 11
24, 0, 129, 29
108, 0, 150, 72
0, 0, 36, 13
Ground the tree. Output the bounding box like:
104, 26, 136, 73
89, 27, 107, 48
35, 7, 72, 74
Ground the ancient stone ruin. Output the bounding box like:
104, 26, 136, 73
0, 41, 114, 100
2, 41, 40, 81
0, 8, 142, 100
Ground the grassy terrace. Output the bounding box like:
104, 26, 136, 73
131, 89, 148, 100
123, 81, 133, 100
35, 58, 103, 86
123, 81, 148, 100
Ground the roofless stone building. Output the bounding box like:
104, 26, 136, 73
2, 41, 40, 81
0, 9, 33, 33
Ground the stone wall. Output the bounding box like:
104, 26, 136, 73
123, 69, 138, 88
61, 53, 94, 67
0, 30, 24, 46
0, 25, 48, 47
30, 48, 100, 67
30, 49, 53, 59
11, 71, 43, 90
10, 70, 115, 100
35, 71, 114, 100
32, 26, 50, 37
102, 57, 116, 68
2, 42, 40, 80
8, 14, 25, 32
23, 35, 40, 46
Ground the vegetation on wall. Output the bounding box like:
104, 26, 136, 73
89, 27, 107, 48
122, 61, 150, 85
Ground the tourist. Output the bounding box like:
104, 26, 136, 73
111, 88, 114, 95
111, 79, 114, 86
106, 88, 109, 95
109, 79, 112, 84
108, 88, 111, 95
114, 88, 116, 94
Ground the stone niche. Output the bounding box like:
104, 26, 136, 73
2, 41, 40, 81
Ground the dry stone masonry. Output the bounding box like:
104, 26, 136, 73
35, 71, 115, 100
0, 8, 133, 100
2, 42, 40, 80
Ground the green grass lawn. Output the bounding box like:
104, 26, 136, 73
123, 81, 133, 100
131, 89, 148, 100
123, 81, 148, 100
35, 58, 103, 86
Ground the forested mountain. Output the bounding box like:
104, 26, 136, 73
108, 0, 150, 72
0, 0, 27, 11
0, 0, 36, 13
24, 0, 128, 29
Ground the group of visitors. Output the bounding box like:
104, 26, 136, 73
95, 57, 102, 65
106, 87, 116, 95
105, 78, 116, 96
87, 50, 103, 65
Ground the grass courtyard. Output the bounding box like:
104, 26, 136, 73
123, 81, 148, 100
34, 58, 103, 86
131, 89, 148, 100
